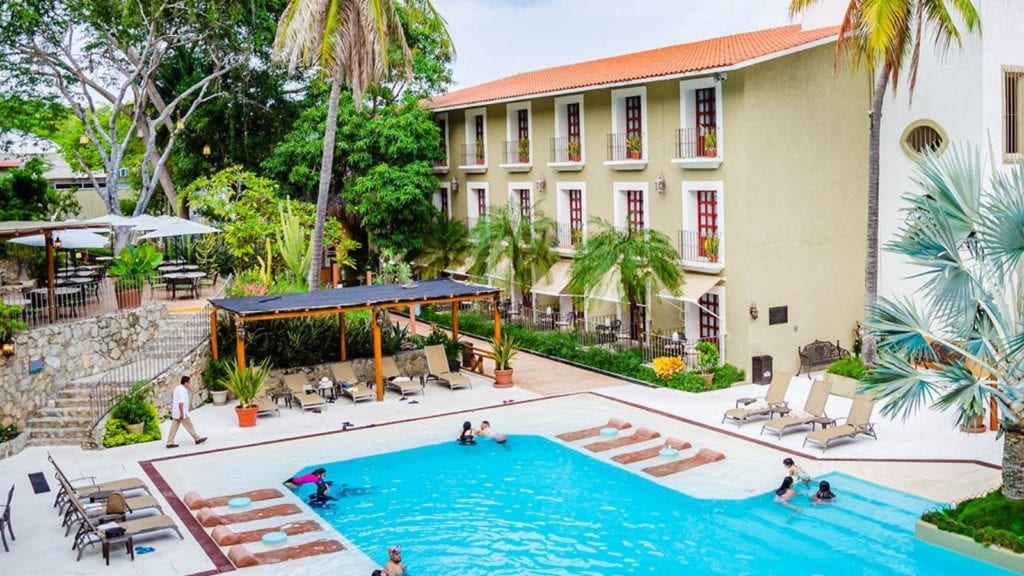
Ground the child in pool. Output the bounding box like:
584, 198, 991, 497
783, 457, 811, 488
458, 421, 476, 445
478, 420, 507, 444
813, 480, 836, 504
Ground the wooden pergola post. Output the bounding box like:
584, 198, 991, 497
339, 312, 347, 361
45, 231, 56, 323
451, 300, 460, 341
210, 310, 219, 360
372, 307, 384, 401
235, 317, 246, 370
990, 394, 999, 432
492, 295, 502, 344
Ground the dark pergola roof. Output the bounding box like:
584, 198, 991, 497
210, 278, 501, 319
0, 220, 110, 241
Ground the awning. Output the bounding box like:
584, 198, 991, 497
531, 261, 572, 297
659, 273, 722, 303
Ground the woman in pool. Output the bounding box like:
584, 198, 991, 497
478, 420, 507, 444
774, 476, 801, 513
458, 421, 476, 445
812, 480, 836, 504
308, 480, 337, 507
284, 467, 328, 490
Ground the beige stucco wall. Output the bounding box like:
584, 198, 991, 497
439, 42, 868, 375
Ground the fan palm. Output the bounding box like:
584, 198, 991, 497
467, 204, 558, 303
864, 146, 1024, 500
413, 216, 470, 279
789, 0, 980, 363
274, 0, 445, 291
568, 218, 682, 341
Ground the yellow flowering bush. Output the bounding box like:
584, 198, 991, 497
652, 356, 685, 379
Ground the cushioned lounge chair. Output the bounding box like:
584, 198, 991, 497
642, 448, 726, 477
48, 454, 151, 515
329, 362, 375, 404
58, 472, 163, 537
721, 371, 792, 426
557, 418, 632, 442
254, 394, 281, 417
282, 374, 327, 412
803, 394, 877, 453
227, 539, 345, 568
424, 344, 471, 391
382, 356, 424, 397
584, 427, 660, 452
760, 379, 832, 439
67, 491, 182, 561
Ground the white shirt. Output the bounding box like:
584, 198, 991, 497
171, 384, 190, 419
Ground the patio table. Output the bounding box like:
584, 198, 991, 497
163, 271, 206, 299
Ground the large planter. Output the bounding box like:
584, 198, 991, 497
823, 372, 860, 399
115, 288, 142, 309
0, 432, 28, 461
915, 521, 1024, 574
493, 369, 514, 388
211, 390, 229, 406
125, 422, 145, 435
235, 406, 259, 428
960, 414, 987, 434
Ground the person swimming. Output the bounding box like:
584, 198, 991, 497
458, 421, 476, 445
813, 480, 836, 504
284, 467, 328, 490
774, 476, 801, 515
308, 480, 337, 507
478, 420, 507, 444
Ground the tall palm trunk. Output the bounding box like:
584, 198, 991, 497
1004, 426, 1024, 500
862, 66, 890, 365
306, 69, 343, 292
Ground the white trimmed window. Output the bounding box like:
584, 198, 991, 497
433, 182, 451, 218
463, 107, 487, 166
552, 95, 585, 163
504, 102, 532, 165
556, 181, 586, 248
677, 77, 723, 161
612, 181, 648, 231
508, 182, 534, 222
1004, 66, 1023, 162
609, 87, 647, 162
466, 182, 489, 227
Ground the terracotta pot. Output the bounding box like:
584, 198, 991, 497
115, 288, 142, 309
211, 390, 228, 406
960, 414, 986, 434
125, 422, 145, 435
702, 373, 715, 390
493, 368, 514, 388
235, 405, 259, 428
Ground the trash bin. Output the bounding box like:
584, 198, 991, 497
752, 355, 773, 385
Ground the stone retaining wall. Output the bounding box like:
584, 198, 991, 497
0, 304, 166, 428
0, 432, 28, 461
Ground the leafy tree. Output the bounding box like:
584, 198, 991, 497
568, 218, 682, 340
864, 146, 1024, 500
468, 204, 558, 304
0, 157, 78, 221
414, 216, 470, 279
789, 0, 981, 364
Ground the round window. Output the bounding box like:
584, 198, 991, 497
900, 120, 948, 158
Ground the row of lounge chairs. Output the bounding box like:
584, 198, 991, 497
722, 372, 878, 452
47, 454, 182, 562
280, 345, 472, 408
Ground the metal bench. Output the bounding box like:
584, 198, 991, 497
797, 339, 849, 376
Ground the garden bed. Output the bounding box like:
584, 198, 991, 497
0, 428, 27, 460
917, 489, 1024, 573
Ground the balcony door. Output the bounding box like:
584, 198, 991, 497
697, 190, 718, 257
698, 292, 720, 348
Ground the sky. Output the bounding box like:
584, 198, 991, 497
432, 0, 800, 89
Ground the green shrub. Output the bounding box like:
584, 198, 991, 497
921, 490, 1024, 553
203, 357, 233, 392
0, 424, 19, 443
827, 356, 867, 380
425, 327, 461, 361
714, 363, 746, 388
111, 382, 152, 425
663, 370, 710, 392
103, 403, 161, 448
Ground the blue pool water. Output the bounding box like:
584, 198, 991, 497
296, 435, 1013, 575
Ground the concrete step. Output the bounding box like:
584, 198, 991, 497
25, 415, 94, 430
35, 406, 95, 419
25, 436, 86, 447
51, 398, 93, 410
26, 426, 90, 440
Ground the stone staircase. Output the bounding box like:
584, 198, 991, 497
24, 384, 97, 447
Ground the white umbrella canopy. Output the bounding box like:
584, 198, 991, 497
138, 218, 220, 239
124, 214, 168, 231
7, 229, 110, 249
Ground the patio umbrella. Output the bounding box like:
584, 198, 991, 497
7, 229, 110, 249
123, 214, 168, 231
85, 214, 136, 227
137, 218, 220, 239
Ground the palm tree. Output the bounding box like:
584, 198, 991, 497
413, 216, 470, 279
864, 146, 1024, 500
789, 0, 980, 363
274, 0, 445, 291
467, 204, 558, 304
568, 218, 682, 341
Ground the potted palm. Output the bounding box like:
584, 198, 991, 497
626, 135, 643, 160
108, 244, 163, 308
702, 235, 720, 263
518, 137, 530, 163
475, 138, 485, 164
567, 138, 581, 162
490, 335, 519, 388
702, 126, 717, 157
695, 341, 719, 390
112, 382, 152, 435
223, 359, 272, 427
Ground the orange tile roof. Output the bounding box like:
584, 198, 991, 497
0, 160, 21, 169
430, 24, 838, 110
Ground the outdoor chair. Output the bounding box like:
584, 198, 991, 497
803, 394, 878, 453
424, 345, 472, 391
328, 361, 375, 404
281, 373, 327, 412
199, 272, 219, 294
382, 356, 425, 398
721, 371, 791, 426
66, 490, 182, 562
148, 276, 169, 297
253, 394, 281, 417
555, 311, 576, 331
0, 484, 13, 552
48, 454, 151, 516
760, 379, 832, 439
57, 473, 163, 537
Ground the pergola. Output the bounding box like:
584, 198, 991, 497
0, 221, 111, 322
208, 278, 503, 401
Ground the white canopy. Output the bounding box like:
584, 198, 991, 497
8, 229, 110, 249
138, 218, 220, 239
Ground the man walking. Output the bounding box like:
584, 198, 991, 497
167, 375, 207, 448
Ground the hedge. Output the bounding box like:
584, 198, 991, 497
103, 404, 162, 448
921, 489, 1024, 553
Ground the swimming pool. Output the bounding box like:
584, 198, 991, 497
295, 435, 1013, 575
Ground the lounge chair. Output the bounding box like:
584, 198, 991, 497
48, 454, 151, 515
612, 438, 692, 464
67, 491, 182, 561
329, 362, 376, 404
183, 489, 284, 510
556, 418, 632, 442
254, 394, 281, 417
227, 539, 345, 568
803, 394, 878, 453
382, 356, 424, 398
0, 485, 12, 552
57, 471, 163, 537
282, 373, 327, 412
584, 427, 660, 452
196, 503, 302, 527
424, 344, 471, 391
760, 379, 833, 439
211, 519, 322, 546
643, 448, 726, 477
721, 371, 792, 426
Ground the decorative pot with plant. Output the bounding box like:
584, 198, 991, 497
203, 357, 233, 406
702, 234, 720, 263
112, 381, 152, 435
490, 335, 519, 388
626, 135, 642, 160
223, 358, 272, 427
108, 244, 163, 308
475, 138, 485, 164
518, 137, 530, 163
567, 138, 581, 162
0, 303, 28, 357
702, 126, 717, 157
570, 227, 584, 247
695, 341, 719, 389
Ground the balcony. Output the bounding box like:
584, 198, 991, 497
431, 156, 449, 174
499, 139, 532, 172
554, 222, 583, 252
548, 136, 584, 171
603, 132, 647, 171
678, 230, 724, 272
672, 126, 722, 169
458, 143, 487, 173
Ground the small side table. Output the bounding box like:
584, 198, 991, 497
810, 416, 836, 430
769, 406, 791, 419
102, 534, 134, 565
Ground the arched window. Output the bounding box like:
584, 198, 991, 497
901, 120, 948, 158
